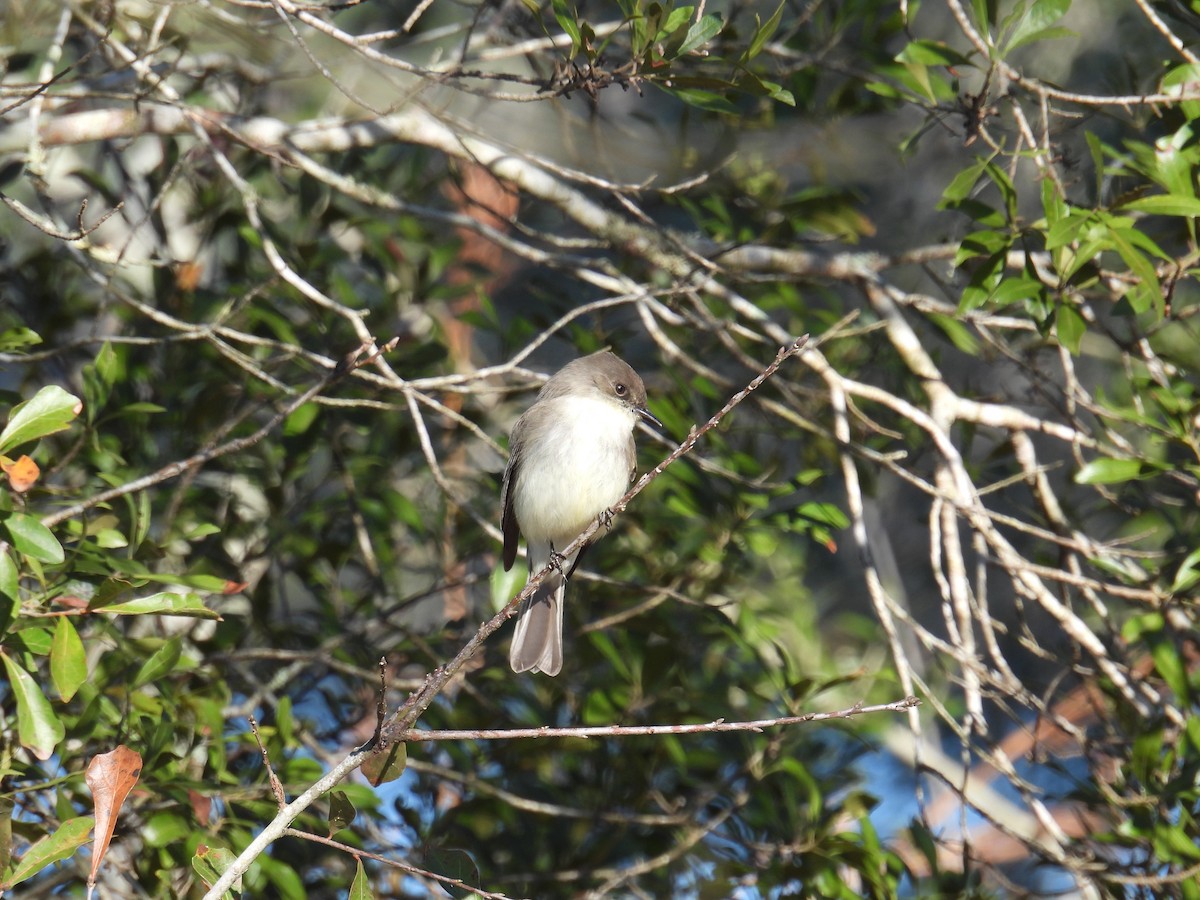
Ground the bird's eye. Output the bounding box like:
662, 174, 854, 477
614, 383, 627, 395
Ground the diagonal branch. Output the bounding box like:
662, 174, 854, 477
200, 336, 809, 900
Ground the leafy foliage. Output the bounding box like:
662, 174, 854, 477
1, 0, 1199, 896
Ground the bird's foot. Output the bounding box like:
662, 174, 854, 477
598, 508, 615, 533
548, 547, 568, 575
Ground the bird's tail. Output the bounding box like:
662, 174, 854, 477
509, 543, 573, 676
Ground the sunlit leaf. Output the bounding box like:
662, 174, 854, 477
348, 858, 375, 900
92, 591, 220, 619
4, 513, 64, 564
50, 617, 87, 701
1, 817, 92, 891
0, 385, 82, 454
0, 653, 64, 760
1075, 457, 1144, 484
677, 14, 723, 56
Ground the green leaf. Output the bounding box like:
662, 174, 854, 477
1, 816, 93, 890
1106, 225, 1163, 315
658, 5, 694, 41
0, 385, 82, 455
192, 845, 240, 898
361, 742, 407, 787
348, 858, 375, 900
132, 636, 184, 689
327, 790, 357, 835
423, 847, 480, 900
4, 513, 64, 564
1171, 547, 1200, 594
490, 563, 526, 614
797, 501, 850, 529
743, 0, 785, 63
552, 0, 583, 58
1151, 637, 1190, 702
1074, 457, 1143, 485
1001, 0, 1071, 54
0, 796, 12, 874
284, 402, 320, 436
895, 39, 973, 67
1117, 194, 1200, 217
1161, 63, 1200, 120
93, 591, 220, 619
0, 548, 18, 633
1005, 24, 1073, 53
929, 313, 980, 354
677, 14, 723, 56
1, 652, 65, 760
1055, 303, 1086, 355
50, 617, 87, 701
143, 811, 191, 848
81, 343, 119, 423
940, 156, 991, 205
0, 327, 42, 353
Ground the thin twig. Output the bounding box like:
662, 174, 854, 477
395, 697, 921, 742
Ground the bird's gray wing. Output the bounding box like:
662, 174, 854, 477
500, 420, 524, 572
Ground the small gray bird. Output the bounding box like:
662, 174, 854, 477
502, 351, 659, 675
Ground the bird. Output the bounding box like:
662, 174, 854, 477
501, 350, 659, 675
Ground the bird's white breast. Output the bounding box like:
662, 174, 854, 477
513, 395, 637, 546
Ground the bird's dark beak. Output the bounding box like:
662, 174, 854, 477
636, 406, 662, 429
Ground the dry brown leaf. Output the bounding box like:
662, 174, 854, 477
85, 746, 143, 889
188, 789, 212, 827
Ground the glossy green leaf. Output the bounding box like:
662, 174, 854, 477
0, 653, 64, 760
143, 811, 191, 848
1, 816, 93, 890
4, 514, 64, 564
1118, 194, 1200, 217
131, 636, 184, 689
658, 5, 694, 41
0, 385, 82, 454
92, 591, 220, 619
0, 328, 42, 353
1074, 457, 1143, 485
677, 14, 723, 56
50, 617, 87, 701
348, 858, 374, 900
